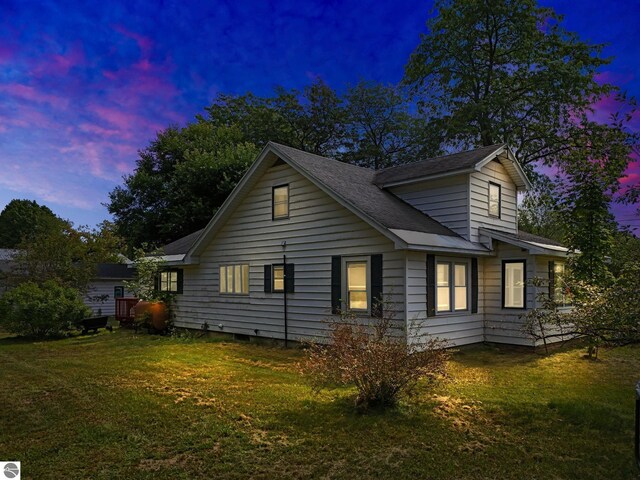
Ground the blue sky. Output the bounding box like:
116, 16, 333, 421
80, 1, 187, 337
0, 0, 639, 230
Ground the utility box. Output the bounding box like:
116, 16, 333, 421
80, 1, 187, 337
636, 382, 640, 469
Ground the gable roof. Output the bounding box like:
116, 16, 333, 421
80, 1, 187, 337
374, 144, 531, 190
187, 142, 492, 260
270, 143, 456, 237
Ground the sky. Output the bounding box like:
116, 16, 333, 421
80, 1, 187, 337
1, 0, 639, 232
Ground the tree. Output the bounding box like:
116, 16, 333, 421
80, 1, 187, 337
0, 199, 60, 248
404, 0, 617, 167
107, 123, 258, 249
10, 219, 122, 294
340, 81, 437, 169
517, 176, 564, 241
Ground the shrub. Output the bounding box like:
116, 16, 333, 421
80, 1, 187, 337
0, 280, 90, 338
299, 306, 449, 410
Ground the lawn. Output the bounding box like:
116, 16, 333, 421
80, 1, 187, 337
0, 329, 638, 479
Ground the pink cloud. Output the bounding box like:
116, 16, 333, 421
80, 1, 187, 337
112, 24, 153, 57
0, 83, 69, 109
30, 43, 85, 78
594, 71, 634, 86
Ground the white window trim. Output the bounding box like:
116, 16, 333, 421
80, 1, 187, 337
435, 257, 470, 315
342, 256, 370, 313
488, 181, 501, 219
272, 184, 290, 220
219, 263, 250, 295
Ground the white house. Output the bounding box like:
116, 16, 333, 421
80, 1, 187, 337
156, 142, 570, 347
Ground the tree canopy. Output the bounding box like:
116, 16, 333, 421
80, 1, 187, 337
0, 199, 60, 248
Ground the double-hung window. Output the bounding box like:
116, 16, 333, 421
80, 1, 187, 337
272, 185, 289, 219
346, 261, 368, 310
503, 260, 526, 308
220, 264, 249, 294
159, 270, 182, 293
272, 265, 285, 292
553, 262, 571, 307
437, 261, 468, 312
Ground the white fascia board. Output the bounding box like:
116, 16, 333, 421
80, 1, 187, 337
479, 228, 569, 257
389, 229, 491, 255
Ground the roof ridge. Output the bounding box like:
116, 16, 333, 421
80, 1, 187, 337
377, 143, 506, 174
268, 142, 374, 173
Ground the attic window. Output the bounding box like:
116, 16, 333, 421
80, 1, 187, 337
272, 185, 289, 219
488, 182, 501, 218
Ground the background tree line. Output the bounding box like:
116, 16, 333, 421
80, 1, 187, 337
109, 0, 636, 284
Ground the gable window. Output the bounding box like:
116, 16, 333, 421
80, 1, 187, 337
158, 269, 183, 294
347, 261, 368, 310
219, 264, 249, 294
488, 182, 501, 218
503, 260, 526, 308
437, 261, 468, 312
272, 184, 289, 219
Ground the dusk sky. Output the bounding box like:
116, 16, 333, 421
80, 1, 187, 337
1, 0, 639, 232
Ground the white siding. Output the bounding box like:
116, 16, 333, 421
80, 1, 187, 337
482, 242, 536, 346
173, 163, 405, 342
391, 176, 469, 238
405, 251, 484, 347
85, 280, 134, 316
469, 160, 518, 243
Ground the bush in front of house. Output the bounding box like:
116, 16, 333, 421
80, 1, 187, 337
300, 303, 449, 410
0, 280, 90, 338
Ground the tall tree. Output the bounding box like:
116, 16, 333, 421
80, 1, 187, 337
107, 122, 258, 249
0, 199, 60, 248
341, 81, 437, 169
517, 176, 564, 241
404, 0, 615, 167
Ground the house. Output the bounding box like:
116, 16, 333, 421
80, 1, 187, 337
85, 263, 136, 316
157, 142, 570, 347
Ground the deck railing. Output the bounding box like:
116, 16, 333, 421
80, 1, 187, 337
115, 297, 139, 325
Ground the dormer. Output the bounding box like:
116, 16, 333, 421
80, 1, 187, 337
375, 145, 531, 244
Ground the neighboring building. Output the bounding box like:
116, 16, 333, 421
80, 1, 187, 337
85, 263, 136, 316
157, 142, 571, 347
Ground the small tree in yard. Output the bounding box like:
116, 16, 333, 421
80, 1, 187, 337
300, 302, 449, 410
523, 262, 640, 359
0, 280, 90, 338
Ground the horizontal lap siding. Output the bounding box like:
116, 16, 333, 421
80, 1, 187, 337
85, 280, 133, 316
482, 243, 535, 346
469, 160, 518, 243
391, 176, 469, 238
173, 163, 405, 342
405, 251, 484, 347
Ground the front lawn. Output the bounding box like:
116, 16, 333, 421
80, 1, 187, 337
0, 330, 638, 479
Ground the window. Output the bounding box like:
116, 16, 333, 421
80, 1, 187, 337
273, 265, 285, 292
488, 182, 501, 218
272, 184, 289, 219
553, 262, 571, 307
437, 261, 468, 312
503, 260, 526, 308
159, 270, 179, 292
219, 264, 249, 294
347, 261, 367, 310
114, 286, 124, 298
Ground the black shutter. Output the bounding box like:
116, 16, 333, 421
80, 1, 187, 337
176, 269, 184, 294
285, 263, 295, 294
331, 256, 341, 314
154, 273, 160, 292
471, 258, 478, 313
426, 254, 436, 317
548, 261, 555, 300
370, 254, 383, 318
264, 265, 272, 293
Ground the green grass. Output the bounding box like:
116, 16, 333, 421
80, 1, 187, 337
0, 329, 638, 479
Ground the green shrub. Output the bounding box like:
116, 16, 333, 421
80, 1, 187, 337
0, 280, 90, 338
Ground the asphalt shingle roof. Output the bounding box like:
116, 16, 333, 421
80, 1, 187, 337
95, 263, 135, 279
374, 144, 505, 186
270, 142, 457, 237
162, 229, 204, 255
